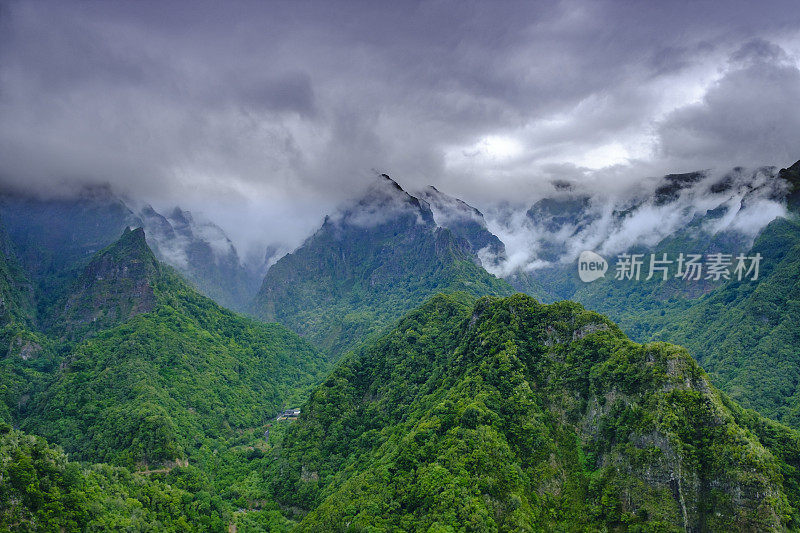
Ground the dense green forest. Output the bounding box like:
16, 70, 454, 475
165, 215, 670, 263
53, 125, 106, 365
643, 216, 800, 426
559, 214, 800, 429
509, 162, 800, 432
0, 423, 230, 531
0, 228, 328, 530
269, 293, 800, 531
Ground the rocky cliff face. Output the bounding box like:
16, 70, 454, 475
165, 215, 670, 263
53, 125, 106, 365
0, 185, 141, 287
0, 186, 264, 317
417, 185, 506, 267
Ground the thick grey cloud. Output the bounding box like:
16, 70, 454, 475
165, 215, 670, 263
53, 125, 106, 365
657, 38, 800, 171
1, 0, 799, 255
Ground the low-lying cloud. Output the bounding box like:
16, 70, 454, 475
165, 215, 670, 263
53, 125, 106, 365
481, 166, 789, 277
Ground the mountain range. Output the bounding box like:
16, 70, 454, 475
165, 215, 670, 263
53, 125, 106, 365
1, 159, 800, 530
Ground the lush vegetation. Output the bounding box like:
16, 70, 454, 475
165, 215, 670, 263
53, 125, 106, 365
0, 228, 58, 427
509, 167, 800, 431
645, 215, 800, 426
15, 228, 326, 469
49, 226, 160, 339
0, 188, 140, 323
1, 227, 327, 530
0, 423, 232, 531
4, 171, 800, 530
269, 293, 800, 531
539, 212, 800, 430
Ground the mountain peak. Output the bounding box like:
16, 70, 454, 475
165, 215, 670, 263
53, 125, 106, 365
415, 185, 506, 267
54, 227, 159, 338
273, 293, 800, 531
252, 175, 512, 355
419, 185, 485, 221
330, 173, 435, 228
106, 226, 156, 263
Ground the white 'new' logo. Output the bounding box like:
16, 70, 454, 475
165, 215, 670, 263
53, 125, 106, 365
578, 251, 607, 282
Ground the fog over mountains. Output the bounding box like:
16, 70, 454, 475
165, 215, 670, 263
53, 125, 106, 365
2, 159, 792, 315
155, 161, 799, 289
5, 2, 800, 529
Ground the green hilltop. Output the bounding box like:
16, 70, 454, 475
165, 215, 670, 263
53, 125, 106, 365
269, 293, 800, 531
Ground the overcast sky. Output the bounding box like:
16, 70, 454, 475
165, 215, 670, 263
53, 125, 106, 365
1, 0, 800, 254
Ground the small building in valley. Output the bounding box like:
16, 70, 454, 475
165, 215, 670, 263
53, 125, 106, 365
276, 408, 301, 421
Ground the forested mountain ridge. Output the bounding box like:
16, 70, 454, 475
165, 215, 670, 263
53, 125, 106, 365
0, 227, 36, 329
9, 227, 326, 470
0, 423, 230, 531
0, 186, 141, 324
1, 165, 799, 530
0, 233, 55, 425
270, 293, 800, 531
495, 161, 800, 431
252, 174, 514, 357
0, 225, 329, 530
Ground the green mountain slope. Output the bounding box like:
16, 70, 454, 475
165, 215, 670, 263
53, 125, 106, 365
503, 162, 800, 430
22, 228, 327, 469
0, 227, 35, 329
270, 293, 800, 531
0, 226, 58, 425
0, 186, 141, 322
252, 175, 513, 357
647, 215, 800, 426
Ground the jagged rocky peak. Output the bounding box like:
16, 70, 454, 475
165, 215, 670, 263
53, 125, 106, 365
166, 206, 196, 237
0, 184, 141, 273
138, 204, 239, 266
330, 172, 435, 228
78, 227, 159, 291
138, 204, 176, 241
136, 204, 258, 312
380, 173, 403, 191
